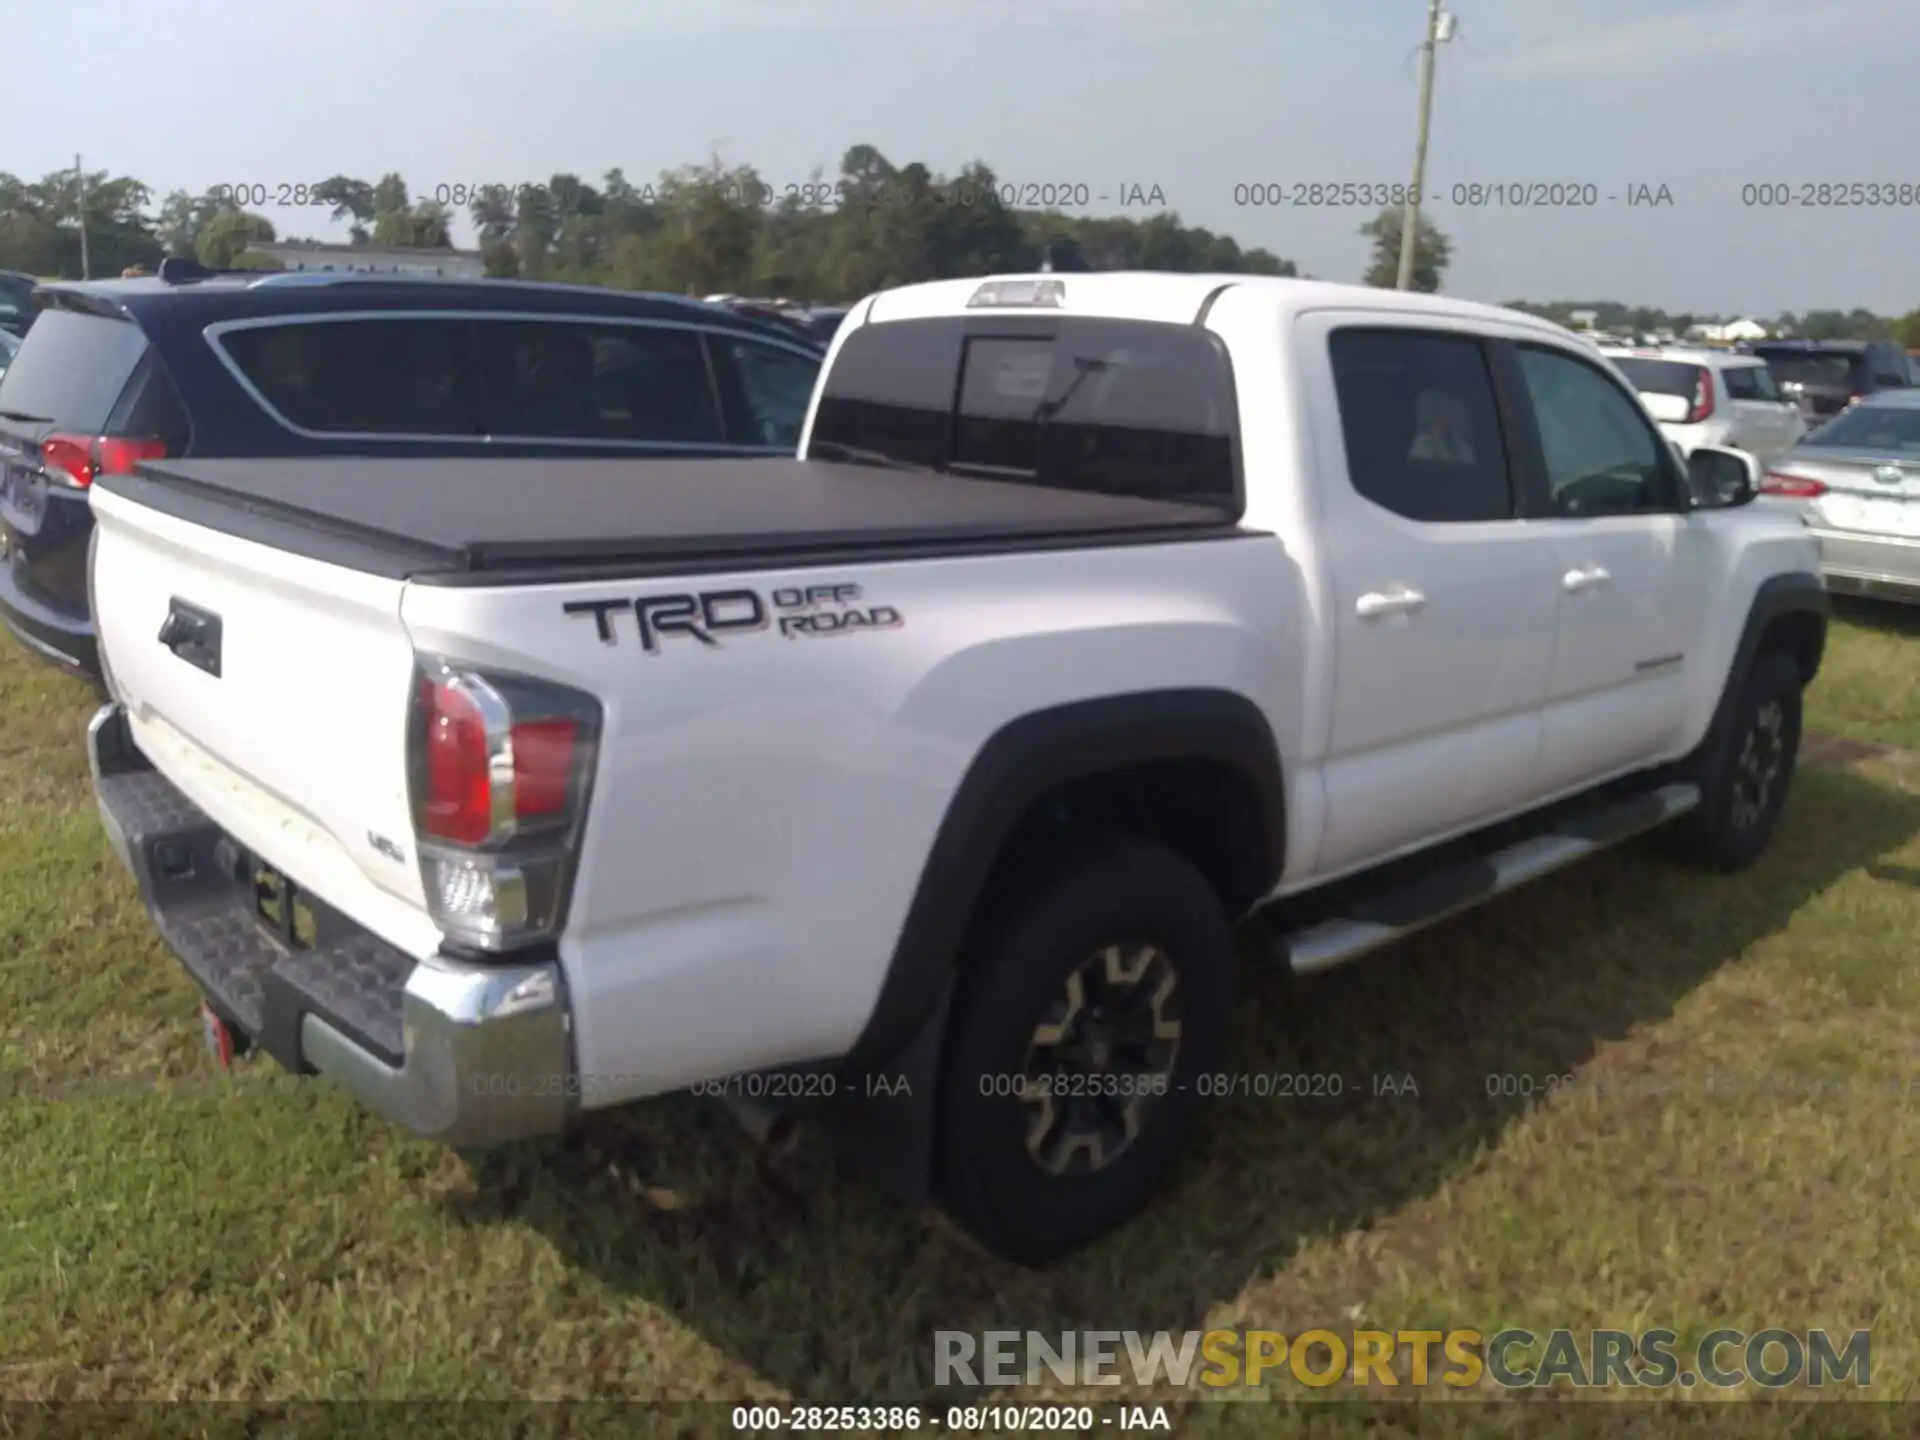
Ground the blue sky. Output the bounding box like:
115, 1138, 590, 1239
14, 0, 1919, 314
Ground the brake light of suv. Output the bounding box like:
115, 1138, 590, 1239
408, 658, 602, 952
1760, 472, 1827, 498
1683, 367, 1716, 425
40, 433, 169, 490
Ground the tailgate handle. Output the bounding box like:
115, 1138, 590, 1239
157, 597, 222, 678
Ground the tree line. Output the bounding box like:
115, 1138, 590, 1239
1, 149, 1912, 342
0, 148, 1303, 299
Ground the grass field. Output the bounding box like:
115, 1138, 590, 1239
1, 597, 1917, 1432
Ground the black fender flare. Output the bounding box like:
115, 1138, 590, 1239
1695, 570, 1828, 764
844, 687, 1287, 1074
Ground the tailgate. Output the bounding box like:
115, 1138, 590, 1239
89, 481, 436, 950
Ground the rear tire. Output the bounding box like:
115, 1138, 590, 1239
1669, 650, 1803, 872
934, 837, 1238, 1266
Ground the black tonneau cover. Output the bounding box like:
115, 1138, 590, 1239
102, 456, 1244, 582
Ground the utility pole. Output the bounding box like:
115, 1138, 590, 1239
76, 154, 92, 280
1396, 3, 1454, 290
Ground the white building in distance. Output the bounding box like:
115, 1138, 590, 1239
1686, 317, 1769, 342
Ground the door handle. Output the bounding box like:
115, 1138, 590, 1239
1356, 586, 1427, 618
1562, 565, 1611, 593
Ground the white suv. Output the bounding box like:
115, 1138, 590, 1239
1603, 346, 1806, 469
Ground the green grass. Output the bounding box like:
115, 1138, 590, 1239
3, 601, 1920, 1429
1805, 598, 1920, 752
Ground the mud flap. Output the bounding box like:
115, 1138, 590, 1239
828, 980, 953, 1205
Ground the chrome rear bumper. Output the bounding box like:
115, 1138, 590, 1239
88, 701, 576, 1147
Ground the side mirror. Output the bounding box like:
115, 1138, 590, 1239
1687, 445, 1760, 509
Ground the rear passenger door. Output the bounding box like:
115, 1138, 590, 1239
1299, 316, 1561, 877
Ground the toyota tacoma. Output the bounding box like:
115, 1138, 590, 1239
87, 272, 1827, 1264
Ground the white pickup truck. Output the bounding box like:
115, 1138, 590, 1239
87, 273, 1828, 1264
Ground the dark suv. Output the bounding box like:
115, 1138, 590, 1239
1750, 339, 1913, 426
0, 265, 824, 680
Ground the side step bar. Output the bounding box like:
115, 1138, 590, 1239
1277, 781, 1701, 977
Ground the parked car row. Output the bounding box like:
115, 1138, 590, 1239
0, 260, 826, 679
1601, 345, 1807, 469
1597, 338, 1919, 605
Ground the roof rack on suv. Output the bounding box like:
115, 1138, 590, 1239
243, 272, 435, 289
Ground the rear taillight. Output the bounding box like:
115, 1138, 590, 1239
1683, 368, 1716, 424
40, 433, 167, 490
410, 659, 600, 952
1760, 472, 1827, 497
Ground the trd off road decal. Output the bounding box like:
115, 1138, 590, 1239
563, 582, 904, 654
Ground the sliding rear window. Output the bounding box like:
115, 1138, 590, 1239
809, 316, 1240, 506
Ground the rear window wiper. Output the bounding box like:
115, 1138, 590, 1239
806, 440, 928, 472
0, 408, 52, 424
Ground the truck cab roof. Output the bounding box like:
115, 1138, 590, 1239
864, 270, 1569, 338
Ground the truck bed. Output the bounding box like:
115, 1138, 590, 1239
99, 456, 1246, 583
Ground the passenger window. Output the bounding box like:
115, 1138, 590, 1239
725, 339, 820, 449
1514, 345, 1677, 517
219, 318, 482, 435
471, 320, 724, 443
1327, 328, 1513, 523
1721, 366, 1758, 401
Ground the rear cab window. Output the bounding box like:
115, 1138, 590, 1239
807, 316, 1240, 506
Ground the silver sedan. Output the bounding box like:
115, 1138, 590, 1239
1759, 387, 1920, 604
